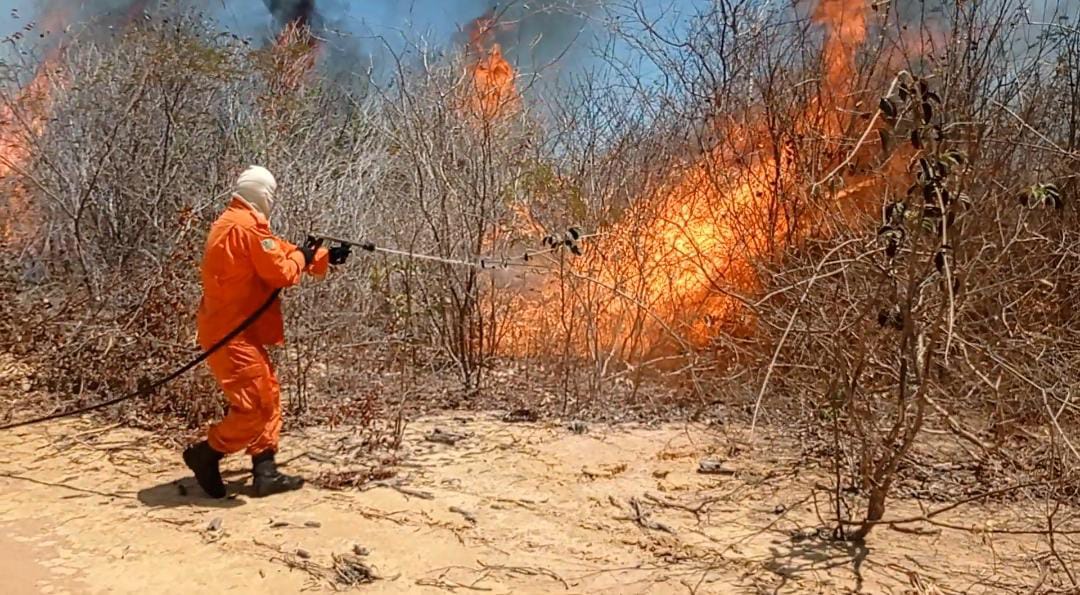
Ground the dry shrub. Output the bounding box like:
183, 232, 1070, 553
721, 3, 1080, 542
0, 14, 387, 431
0, 6, 1078, 566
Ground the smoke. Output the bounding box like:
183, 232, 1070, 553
1, 0, 149, 66
273, 1, 604, 88
2, 0, 606, 83
272, 1, 601, 79
303, 1, 602, 80
12, 0, 1073, 95
264, 0, 318, 28
473, 1, 602, 76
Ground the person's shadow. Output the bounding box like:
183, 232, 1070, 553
137, 469, 254, 509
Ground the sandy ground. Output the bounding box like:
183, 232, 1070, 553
0, 414, 1067, 594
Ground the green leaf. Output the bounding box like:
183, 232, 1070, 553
920, 102, 934, 123
941, 149, 966, 166
884, 201, 906, 222
934, 250, 945, 273
923, 184, 936, 202
923, 205, 944, 219
1023, 183, 1065, 210
1043, 183, 1061, 201
879, 97, 897, 119
918, 158, 934, 180
878, 129, 891, 155
877, 306, 903, 330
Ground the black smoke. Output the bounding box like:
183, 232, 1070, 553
264, 0, 318, 28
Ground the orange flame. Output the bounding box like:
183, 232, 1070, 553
464, 13, 519, 121
503, 125, 798, 358
0, 67, 52, 242
504, 0, 875, 360
0, 4, 69, 243
815, 0, 869, 92
0, 6, 76, 244
272, 20, 320, 92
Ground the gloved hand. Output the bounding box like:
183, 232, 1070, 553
328, 243, 352, 266
298, 236, 323, 266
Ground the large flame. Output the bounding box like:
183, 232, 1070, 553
0, 64, 53, 243
503, 0, 874, 360
271, 20, 320, 92
815, 0, 869, 92
0, 5, 70, 244
1, 3, 162, 245
464, 13, 519, 121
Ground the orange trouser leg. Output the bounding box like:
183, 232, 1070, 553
251, 369, 282, 454
206, 340, 282, 457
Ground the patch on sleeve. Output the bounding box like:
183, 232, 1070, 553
260, 238, 277, 252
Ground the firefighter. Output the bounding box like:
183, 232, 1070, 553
182, 165, 347, 498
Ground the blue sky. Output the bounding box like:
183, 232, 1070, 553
5, 1, 1075, 94
0, 1, 701, 83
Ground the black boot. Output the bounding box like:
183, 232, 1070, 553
182, 440, 226, 499
251, 451, 304, 497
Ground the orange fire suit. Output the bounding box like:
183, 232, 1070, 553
197, 197, 325, 456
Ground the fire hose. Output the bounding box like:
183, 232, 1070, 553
0, 229, 592, 432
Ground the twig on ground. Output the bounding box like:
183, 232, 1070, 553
613, 496, 676, 534
362, 478, 435, 500
449, 506, 477, 524
415, 577, 493, 592
478, 561, 570, 590
644, 491, 727, 521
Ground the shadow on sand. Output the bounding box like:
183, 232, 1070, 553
137, 470, 255, 509
763, 533, 870, 593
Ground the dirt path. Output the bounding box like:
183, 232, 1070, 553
0, 415, 1057, 593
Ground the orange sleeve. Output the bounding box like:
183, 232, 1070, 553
247, 226, 306, 289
